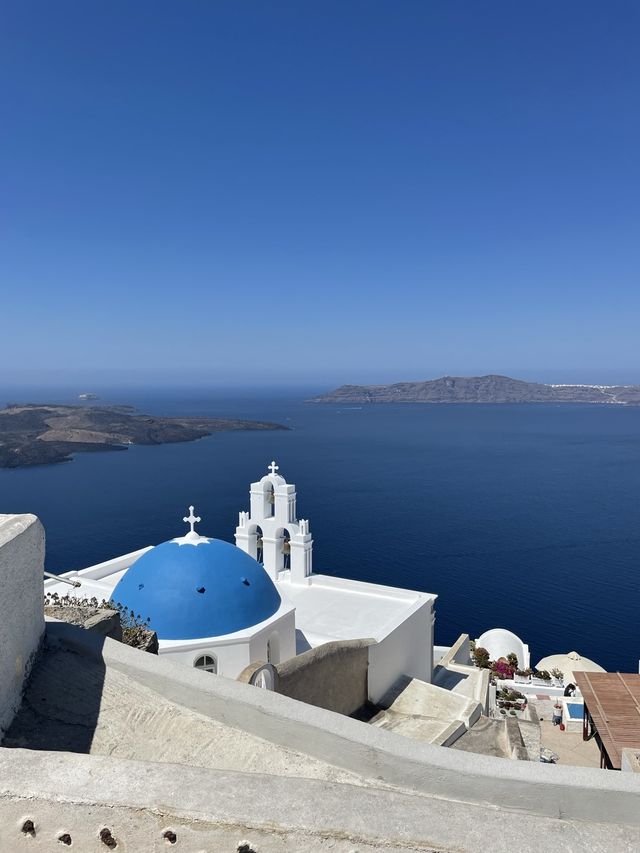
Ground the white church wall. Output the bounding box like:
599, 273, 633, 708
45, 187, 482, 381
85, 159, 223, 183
368, 600, 434, 704
160, 640, 252, 680
0, 514, 45, 738
158, 604, 297, 679
249, 608, 297, 666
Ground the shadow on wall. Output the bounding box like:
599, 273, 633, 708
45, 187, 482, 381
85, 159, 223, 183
2, 622, 107, 754
295, 629, 312, 653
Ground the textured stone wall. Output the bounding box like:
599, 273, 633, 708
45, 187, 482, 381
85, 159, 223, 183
275, 639, 373, 716
0, 515, 45, 738
1, 748, 639, 852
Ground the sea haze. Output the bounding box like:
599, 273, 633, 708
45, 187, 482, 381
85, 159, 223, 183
1, 387, 638, 673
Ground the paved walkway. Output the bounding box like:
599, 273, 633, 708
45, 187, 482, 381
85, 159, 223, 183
539, 720, 600, 768
3, 642, 370, 786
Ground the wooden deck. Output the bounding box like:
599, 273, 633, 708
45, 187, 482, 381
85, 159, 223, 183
574, 672, 640, 770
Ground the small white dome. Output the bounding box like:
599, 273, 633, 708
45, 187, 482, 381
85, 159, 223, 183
535, 651, 605, 684
476, 628, 530, 670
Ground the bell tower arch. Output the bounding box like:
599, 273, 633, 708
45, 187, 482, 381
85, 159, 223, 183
235, 461, 313, 584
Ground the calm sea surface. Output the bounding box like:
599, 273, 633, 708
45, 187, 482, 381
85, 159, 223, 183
1, 387, 639, 672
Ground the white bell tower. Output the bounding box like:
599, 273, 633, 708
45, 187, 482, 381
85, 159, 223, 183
235, 462, 313, 584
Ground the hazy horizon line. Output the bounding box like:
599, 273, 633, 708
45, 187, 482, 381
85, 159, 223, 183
2, 367, 640, 392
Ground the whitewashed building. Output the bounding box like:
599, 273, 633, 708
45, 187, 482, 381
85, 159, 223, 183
44, 463, 436, 698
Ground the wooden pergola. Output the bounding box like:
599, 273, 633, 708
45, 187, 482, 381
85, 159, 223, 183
575, 672, 640, 770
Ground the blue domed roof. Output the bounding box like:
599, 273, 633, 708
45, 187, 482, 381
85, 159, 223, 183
111, 538, 281, 641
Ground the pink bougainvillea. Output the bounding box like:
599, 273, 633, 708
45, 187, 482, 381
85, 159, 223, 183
492, 659, 515, 680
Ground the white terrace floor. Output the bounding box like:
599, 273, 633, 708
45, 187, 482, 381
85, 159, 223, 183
277, 571, 433, 648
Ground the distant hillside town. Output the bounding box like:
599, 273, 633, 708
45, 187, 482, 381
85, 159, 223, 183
310, 374, 640, 405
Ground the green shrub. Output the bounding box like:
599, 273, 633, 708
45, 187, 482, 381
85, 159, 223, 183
472, 646, 491, 669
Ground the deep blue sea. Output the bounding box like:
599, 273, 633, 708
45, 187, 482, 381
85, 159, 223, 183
1, 387, 639, 673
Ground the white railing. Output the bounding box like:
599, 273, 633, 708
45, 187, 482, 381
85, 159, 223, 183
43, 571, 80, 588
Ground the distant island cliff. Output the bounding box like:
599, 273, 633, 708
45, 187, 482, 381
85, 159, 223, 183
0, 404, 288, 469
309, 375, 640, 405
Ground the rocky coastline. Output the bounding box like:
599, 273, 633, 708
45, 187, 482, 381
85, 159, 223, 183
0, 404, 288, 469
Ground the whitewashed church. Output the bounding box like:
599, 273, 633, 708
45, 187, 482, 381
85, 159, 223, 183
44, 463, 436, 699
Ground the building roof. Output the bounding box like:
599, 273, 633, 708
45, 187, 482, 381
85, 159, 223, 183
277, 572, 434, 648
574, 672, 640, 770
536, 651, 605, 684
111, 537, 281, 641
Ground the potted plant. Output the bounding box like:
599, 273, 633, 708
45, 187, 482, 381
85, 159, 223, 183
551, 667, 564, 687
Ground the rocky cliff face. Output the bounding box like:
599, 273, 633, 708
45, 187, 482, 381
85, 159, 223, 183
310, 375, 640, 404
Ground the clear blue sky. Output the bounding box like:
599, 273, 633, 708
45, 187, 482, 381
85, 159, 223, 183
2, 1, 639, 388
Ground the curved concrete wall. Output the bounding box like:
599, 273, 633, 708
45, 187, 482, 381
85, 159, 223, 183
0, 515, 45, 738
274, 639, 373, 716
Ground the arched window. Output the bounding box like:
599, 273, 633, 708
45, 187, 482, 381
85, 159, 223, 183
281, 533, 291, 569
265, 484, 275, 518
194, 654, 217, 674
255, 525, 264, 563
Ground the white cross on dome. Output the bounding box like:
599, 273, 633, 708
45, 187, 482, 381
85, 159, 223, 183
268, 461, 279, 476
183, 505, 201, 534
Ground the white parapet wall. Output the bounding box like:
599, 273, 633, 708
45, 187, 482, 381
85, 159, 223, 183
3, 746, 640, 852
0, 514, 45, 738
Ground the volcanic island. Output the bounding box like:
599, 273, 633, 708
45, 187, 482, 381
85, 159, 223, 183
0, 403, 288, 468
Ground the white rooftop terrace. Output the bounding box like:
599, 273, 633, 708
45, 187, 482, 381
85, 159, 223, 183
277, 570, 435, 648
